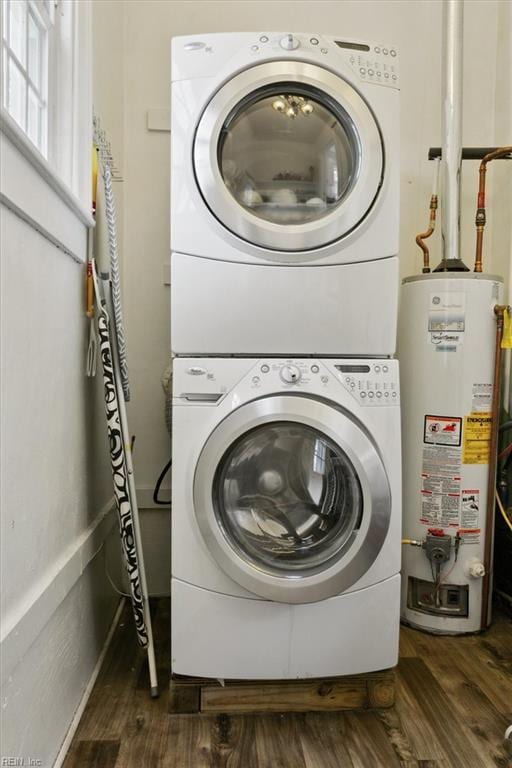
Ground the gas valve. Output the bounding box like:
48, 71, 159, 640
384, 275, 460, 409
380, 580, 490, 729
425, 529, 451, 564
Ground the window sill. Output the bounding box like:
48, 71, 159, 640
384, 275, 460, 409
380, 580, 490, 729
0, 108, 94, 262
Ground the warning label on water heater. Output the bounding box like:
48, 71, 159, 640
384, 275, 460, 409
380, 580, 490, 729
420, 419, 462, 526
458, 529, 481, 546
461, 489, 480, 528
424, 415, 462, 446
420, 487, 460, 527
462, 414, 492, 464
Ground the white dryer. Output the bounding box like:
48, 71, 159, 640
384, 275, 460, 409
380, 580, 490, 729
171, 357, 401, 679
170, 32, 400, 357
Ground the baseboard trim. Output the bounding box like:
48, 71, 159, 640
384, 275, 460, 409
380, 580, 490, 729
52, 598, 125, 768
0, 497, 116, 684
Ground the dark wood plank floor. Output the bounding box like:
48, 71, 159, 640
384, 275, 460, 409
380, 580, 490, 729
64, 599, 512, 768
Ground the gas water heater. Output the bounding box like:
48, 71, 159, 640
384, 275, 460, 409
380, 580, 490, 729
400, 274, 503, 633
400, 0, 511, 634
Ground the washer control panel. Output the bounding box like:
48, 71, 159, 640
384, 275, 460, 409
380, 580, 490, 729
335, 361, 400, 406
348, 47, 399, 86
175, 358, 399, 406
280, 364, 302, 384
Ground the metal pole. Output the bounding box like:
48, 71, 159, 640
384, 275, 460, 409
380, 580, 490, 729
437, 0, 468, 271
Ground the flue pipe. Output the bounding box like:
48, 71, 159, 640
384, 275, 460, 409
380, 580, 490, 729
436, 0, 468, 271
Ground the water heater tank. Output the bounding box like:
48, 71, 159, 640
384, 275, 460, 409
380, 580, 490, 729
399, 273, 503, 633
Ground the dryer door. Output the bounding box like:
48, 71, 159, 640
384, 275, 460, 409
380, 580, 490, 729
194, 61, 383, 254
193, 395, 391, 603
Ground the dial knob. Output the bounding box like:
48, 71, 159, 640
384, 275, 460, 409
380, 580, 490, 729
280, 365, 301, 384
280, 33, 300, 50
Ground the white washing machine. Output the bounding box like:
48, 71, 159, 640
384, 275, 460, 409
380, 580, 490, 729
170, 32, 400, 356
171, 357, 401, 679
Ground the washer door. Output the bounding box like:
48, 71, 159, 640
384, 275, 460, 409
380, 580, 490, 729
194, 61, 383, 254
193, 396, 391, 603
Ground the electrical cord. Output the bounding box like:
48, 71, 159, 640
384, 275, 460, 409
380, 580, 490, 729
496, 489, 512, 532
153, 457, 172, 506
498, 442, 512, 462
105, 559, 171, 598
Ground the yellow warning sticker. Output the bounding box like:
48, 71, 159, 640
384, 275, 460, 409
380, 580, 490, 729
502, 307, 512, 349
462, 414, 492, 464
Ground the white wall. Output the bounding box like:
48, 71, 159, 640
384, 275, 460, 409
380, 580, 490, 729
0, 145, 118, 764
92, 0, 511, 590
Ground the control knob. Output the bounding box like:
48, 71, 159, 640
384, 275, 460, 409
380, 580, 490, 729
280, 33, 300, 50
280, 365, 301, 384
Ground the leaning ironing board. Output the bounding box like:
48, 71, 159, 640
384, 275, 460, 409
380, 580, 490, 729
92, 261, 158, 697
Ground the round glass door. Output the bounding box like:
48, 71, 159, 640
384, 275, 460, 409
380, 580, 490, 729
213, 422, 362, 575
194, 62, 384, 253
218, 85, 358, 226
193, 395, 391, 603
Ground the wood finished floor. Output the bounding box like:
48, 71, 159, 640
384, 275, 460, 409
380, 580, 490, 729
64, 599, 512, 768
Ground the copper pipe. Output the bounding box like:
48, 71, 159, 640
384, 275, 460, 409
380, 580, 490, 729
474, 146, 512, 272
416, 158, 441, 273
416, 195, 438, 273
480, 304, 510, 630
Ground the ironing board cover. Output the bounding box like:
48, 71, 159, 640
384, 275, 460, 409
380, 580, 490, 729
96, 298, 148, 648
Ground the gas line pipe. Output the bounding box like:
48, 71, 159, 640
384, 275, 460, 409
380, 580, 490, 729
480, 304, 511, 630
474, 146, 512, 273
415, 158, 441, 273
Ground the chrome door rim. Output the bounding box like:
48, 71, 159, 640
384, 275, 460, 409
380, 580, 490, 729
193, 395, 391, 603
193, 61, 384, 255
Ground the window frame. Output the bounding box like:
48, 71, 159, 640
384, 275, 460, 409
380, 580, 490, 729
1, 0, 93, 225
2, 0, 53, 154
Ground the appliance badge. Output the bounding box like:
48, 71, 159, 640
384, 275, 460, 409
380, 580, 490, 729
187, 366, 206, 376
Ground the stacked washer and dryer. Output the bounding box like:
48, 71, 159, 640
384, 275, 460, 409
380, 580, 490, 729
170, 32, 401, 679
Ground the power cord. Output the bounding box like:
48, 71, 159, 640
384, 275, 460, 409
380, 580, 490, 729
105, 557, 171, 598
153, 457, 172, 506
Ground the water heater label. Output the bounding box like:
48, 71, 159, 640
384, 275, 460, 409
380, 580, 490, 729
420, 429, 462, 526
462, 415, 492, 464
471, 383, 492, 413
420, 487, 460, 527
428, 292, 465, 349
458, 528, 481, 546
461, 490, 480, 529
424, 415, 462, 446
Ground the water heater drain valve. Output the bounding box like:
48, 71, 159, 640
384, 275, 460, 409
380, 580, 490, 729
467, 559, 486, 579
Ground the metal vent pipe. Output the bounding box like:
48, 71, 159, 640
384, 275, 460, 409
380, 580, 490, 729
437, 0, 468, 271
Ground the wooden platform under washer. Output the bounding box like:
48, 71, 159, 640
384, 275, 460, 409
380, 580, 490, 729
169, 669, 396, 715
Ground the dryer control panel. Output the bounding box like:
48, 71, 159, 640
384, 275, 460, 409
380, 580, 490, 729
245, 33, 400, 88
